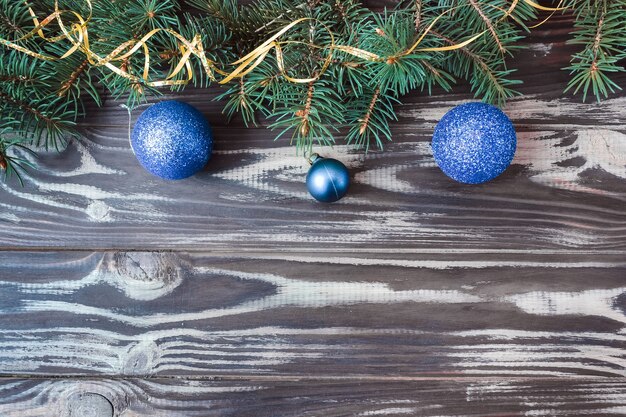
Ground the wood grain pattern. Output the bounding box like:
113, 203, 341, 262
1, 251, 624, 379
1, 9, 625, 416
1, 377, 626, 417
0, 18, 624, 251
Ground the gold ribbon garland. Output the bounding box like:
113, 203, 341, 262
0, 0, 565, 89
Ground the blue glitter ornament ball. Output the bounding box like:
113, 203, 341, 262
131, 100, 213, 180
431, 102, 516, 184
306, 155, 350, 203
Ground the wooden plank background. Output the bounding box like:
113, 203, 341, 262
1, 3, 625, 416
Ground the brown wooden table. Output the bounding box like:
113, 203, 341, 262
1, 10, 625, 417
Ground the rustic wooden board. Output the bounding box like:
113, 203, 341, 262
1, 7, 625, 417
1, 377, 626, 417
1, 17, 624, 251
1, 250, 624, 379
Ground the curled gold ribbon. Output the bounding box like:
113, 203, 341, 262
0, 0, 565, 89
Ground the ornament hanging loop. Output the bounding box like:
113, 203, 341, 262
305, 152, 322, 165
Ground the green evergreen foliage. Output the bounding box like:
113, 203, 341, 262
0, 0, 624, 183
563, 0, 626, 102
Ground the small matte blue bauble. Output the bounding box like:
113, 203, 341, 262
131, 100, 213, 180
306, 155, 350, 203
431, 102, 516, 184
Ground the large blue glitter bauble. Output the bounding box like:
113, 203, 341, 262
306, 155, 350, 203
131, 100, 213, 180
431, 102, 516, 184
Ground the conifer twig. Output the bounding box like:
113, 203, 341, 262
1, 0, 624, 184
359, 87, 380, 135
297, 80, 315, 136
468, 0, 505, 53
414, 0, 422, 30
58, 59, 90, 97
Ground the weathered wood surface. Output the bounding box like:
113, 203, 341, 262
2, 378, 626, 417
1, 9, 625, 417
1, 16, 625, 251
1, 250, 625, 379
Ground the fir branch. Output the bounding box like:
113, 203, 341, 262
58, 58, 90, 97
298, 80, 316, 137
468, 0, 505, 53
0, 50, 51, 96
217, 75, 260, 126
431, 29, 519, 106
0, 0, 35, 41
270, 77, 345, 151
414, 0, 422, 30
345, 86, 398, 150
358, 10, 431, 95
187, 0, 239, 28
563, 0, 625, 101
56, 57, 101, 107
127, 0, 179, 31
360, 87, 380, 136
0, 90, 76, 150
0, 13, 21, 33
5, 0, 626, 184
0, 130, 35, 186
419, 58, 454, 94
0, 74, 35, 83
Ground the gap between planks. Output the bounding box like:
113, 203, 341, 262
0, 374, 618, 383
1, 247, 625, 255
